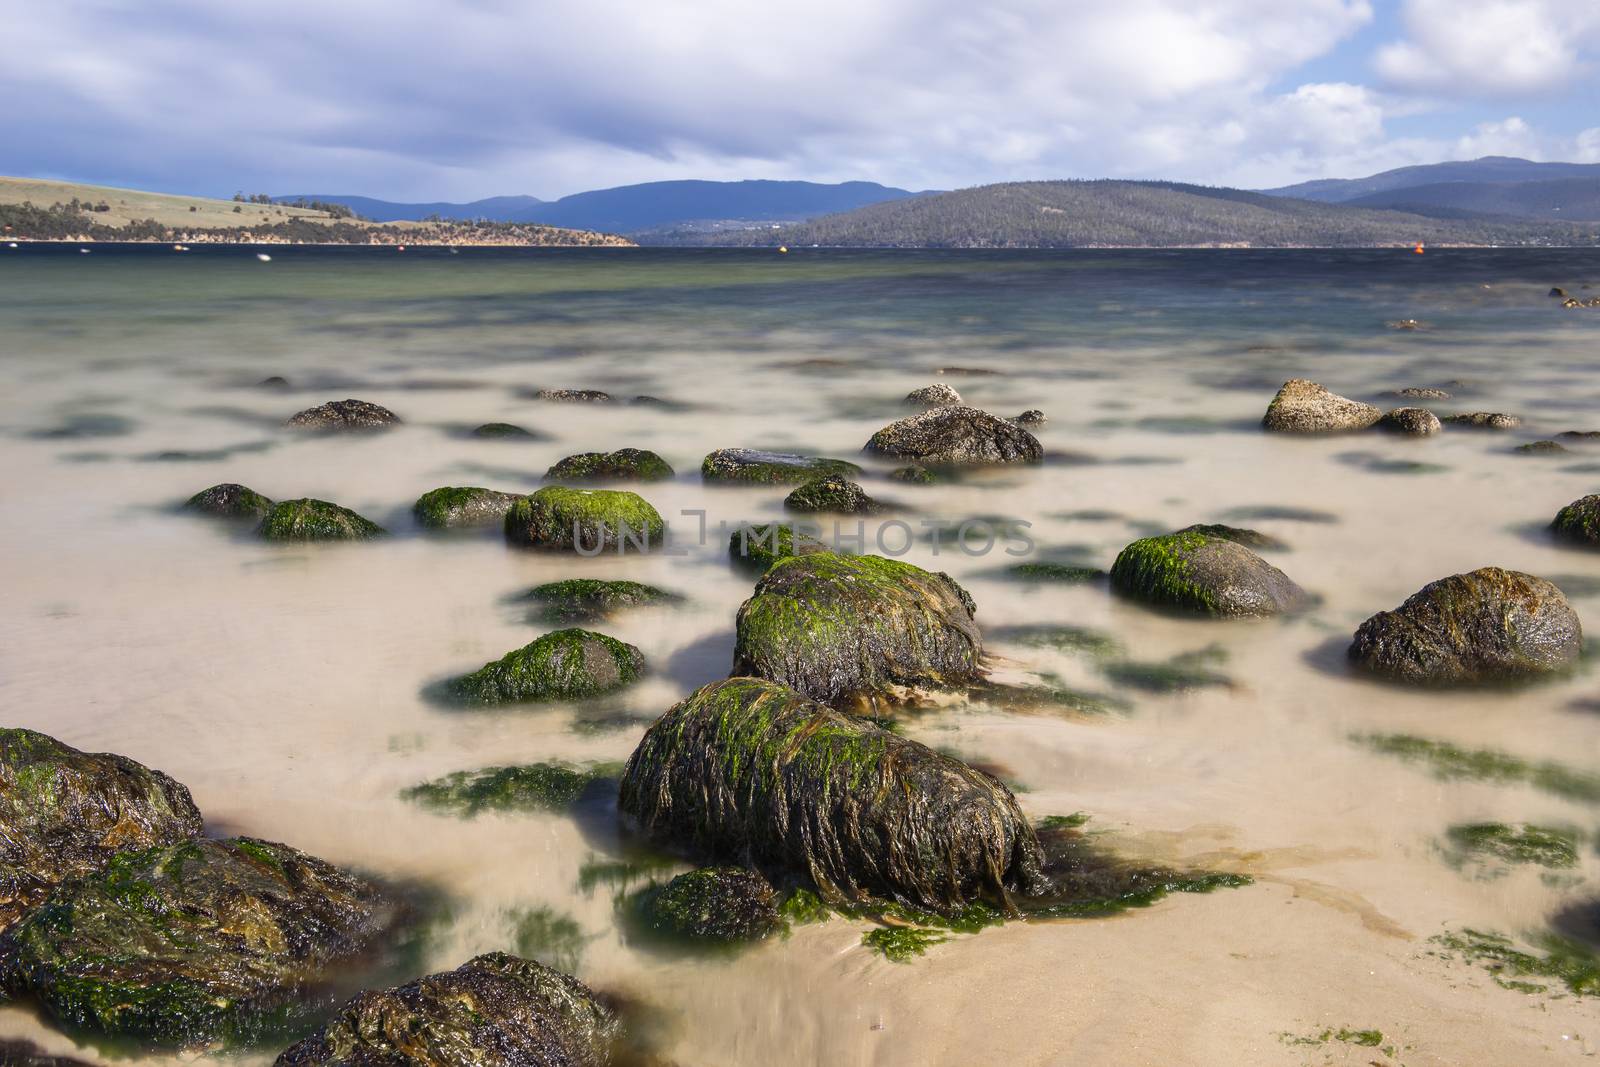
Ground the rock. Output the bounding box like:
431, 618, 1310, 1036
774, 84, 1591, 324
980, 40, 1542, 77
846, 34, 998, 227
935, 366, 1001, 377
1, 838, 400, 1043
1110, 529, 1308, 617
629, 394, 669, 406
1348, 567, 1582, 685
634, 867, 783, 943
783, 474, 881, 514
1551, 495, 1600, 547
1557, 431, 1600, 441
470, 422, 537, 439
728, 523, 830, 573
444, 628, 645, 705
1516, 440, 1569, 455
618, 677, 1042, 914
1378, 407, 1442, 436
285, 399, 400, 432
1394, 387, 1452, 400
534, 389, 611, 403
544, 448, 674, 483
184, 483, 273, 520
258, 499, 386, 541
522, 579, 682, 623
1386, 319, 1422, 330
1261, 379, 1382, 433
905, 384, 963, 408
864, 406, 1043, 465
274, 952, 619, 1067
1175, 523, 1288, 552
1014, 409, 1047, 426
732, 552, 982, 705
0, 730, 203, 932
413, 487, 521, 530
888, 465, 938, 484
257, 375, 291, 390
1443, 412, 1521, 430
700, 448, 862, 485
1551, 287, 1569, 298
504, 487, 664, 552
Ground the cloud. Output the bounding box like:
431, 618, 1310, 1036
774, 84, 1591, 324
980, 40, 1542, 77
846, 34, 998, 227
1453, 116, 1541, 158
1374, 0, 1600, 96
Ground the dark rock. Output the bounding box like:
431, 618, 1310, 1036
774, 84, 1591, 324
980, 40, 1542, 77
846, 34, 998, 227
629, 394, 669, 406
504, 487, 664, 552
1551, 287, 1569, 298
534, 389, 612, 404
0, 1039, 102, 1066
888, 465, 938, 484
618, 677, 1042, 914
544, 448, 674, 483
732, 552, 983, 705
1442, 412, 1521, 430
285, 399, 400, 432
1557, 431, 1600, 441
865, 406, 1043, 465
783, 474, 881, 514
184, 483, 273, 520
413, 487, 521, 530
470, 422, 538, 440
258, 499, 386, 541
1516, 440, 1570, 455
0, 729, 203, 932
444, 628, 645, 705
1014, 409, 1047, 426
1261, 379, 1381, 433
1349, 567, 1582, 685
1553, 495, 1600, 547
904, 384, 962, 408
728, 523, 830, 573
700, 448, 862, 485
634, 867, 783, 943
1110, 529, 1308, 617
522, 579, 683, 623
1378, 407, 1442, 436
257, 376, 291, 390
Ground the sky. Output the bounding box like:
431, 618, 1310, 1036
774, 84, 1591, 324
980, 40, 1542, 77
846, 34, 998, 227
2, 0, 1598, 202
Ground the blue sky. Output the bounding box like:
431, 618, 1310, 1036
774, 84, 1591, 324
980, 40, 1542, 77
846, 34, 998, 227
2, 0, 1597, 200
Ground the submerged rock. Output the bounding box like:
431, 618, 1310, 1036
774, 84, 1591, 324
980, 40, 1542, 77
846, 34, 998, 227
1261, 379, 1382, 433
1014, 409, 1047, 426
1175, 523, 1288, 551
1552, 495, 1600, 547
1394, 387, 1451, 400
522, 578, 682, 622
1, 838, 399, 1043
1349, 568, 1582, 685
504, 487, 664, 552
445, 628, 645, 705
413, 487, 521, 530
1558, 431, 1600, 441
888, 464, 938, 484
258, 376, 291, 390
1109, 529, 1308, 617
619, 677, 1042, 914
1516, 440, 1569, 455
865, 406, 1043, 465
470, 422, 538, 440
275, 952, 619, 1067
403, 762, 619, 815
701, 448, 862, 485
904, 384, 963, 409
1379, 407, 1442, 436
783, 474, 881, 514
184, 482, 273, 520
732, 552, 983, 705
534, 389, 612, 403
728, 523, 830, 573
0, 729, 203, 932
285, 399, 400, 432
634, 867, 783, 944
1443, 412, 1521, 430
544, 448, 674, 483
258, 499, 386, 541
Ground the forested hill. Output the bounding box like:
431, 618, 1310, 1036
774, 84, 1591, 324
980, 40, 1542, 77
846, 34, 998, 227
666, 180, 1600, 248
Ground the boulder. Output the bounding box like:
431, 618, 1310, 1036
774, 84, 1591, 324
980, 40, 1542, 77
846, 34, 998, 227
782, 474, 881, 514
1379, 407, 1442, 436
534, 389, 611, 403
1014, 409, 1047, 426
618, 677, 1043, 914
888, 464, 938, 484
0, 729, 203, 932
1551, 287, 1569, 298
904, 384, 962, 408
634, 867, 783, 943
728, 523, 830, 573
184, 483, 273, 520
544, 448, 674, 483
1261, 379, 1382, 433
285, 399, 399, 432
1, 838, 400, 1043
1557, 431, 1600, 441
1110, 529, 1308, 617
1516, 440, 1569, 455
1349, 567, 1582, 685
470, 422, 537, 440
700, 448, 862, 485
413, 487, 521, 530
257, 376, 291, 390
275, 952, 619, 1067
258, 499, 386, 541
1552, 495, 1600, 547
1443, 412, 1521, 430
864, 406, 1043, 465
731, 552, 982, 705
504, 487, 664, 552
521, 578, 682, 623
444, 628, 645, 705
1394, 387, 1451, 400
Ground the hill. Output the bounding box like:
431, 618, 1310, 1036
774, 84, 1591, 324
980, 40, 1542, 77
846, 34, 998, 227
272, 193, 546, 223
1262, 156, 1600, 204
674, 179, 1600, 248
1342, 177, 1600, 222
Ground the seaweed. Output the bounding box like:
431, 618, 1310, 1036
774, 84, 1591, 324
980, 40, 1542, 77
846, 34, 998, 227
1429, 928, 1600, 997
402, 761, 623, 815
1355, 733, 1600, 804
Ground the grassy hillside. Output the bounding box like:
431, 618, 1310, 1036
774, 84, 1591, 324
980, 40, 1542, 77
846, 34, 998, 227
672, 180, 1600, 248
0, 177, 338, 228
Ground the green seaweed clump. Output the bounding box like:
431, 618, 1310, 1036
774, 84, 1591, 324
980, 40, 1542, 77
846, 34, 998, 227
544, 448, 674, 483
470, 422, 537, 439
1005, 562, 1107, 584
504, 486, 664, 552
861, 926, 950, 962
257, 498, 385, 542
520, 578, 682, 623
1355, 733, 1600, 804
1101, 645, 1232, 693
631, 867, 785, 945
1430, 928, 1600, 997
888, 465, 938, 484
402, 761, 622, 815
443, 629, 645, 705
506, 906, 590, 973
987, 624, 1123, 658
1444, 823, 1580, 869
1552, 494, 1600, 547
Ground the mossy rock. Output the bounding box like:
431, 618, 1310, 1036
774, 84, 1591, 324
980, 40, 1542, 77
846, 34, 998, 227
864, 406, 1042, 465
1, 838, 401, 1045
783, 474, 882, 515
728, 523, 830, 573
412, 487, 522, 530
0, 729, 203, 932
504, 487, 664, 552
184, 483, 274, 521
1348, 567, 1582, 685
633, 867, 784, 944
1176, 523, 1287, 552
520, 578, 682, 623
888, 465, 938, 485
1552, 495, 1600, 547
700, 448, 863, 485
470, 422, 537, 439
402, 761, 621, 816
257, 499, 386, 542
444, 628, 645, 705
1260, 379, 1380, 433
733, 552, 983, 706
274, 952, 620, 1067
1109, 529, 1307, 617
1445, 823, 1579, 869
618, 677, 1043, 915
1517, 440, 1570, 455
284, 399, 400, 432
544, 448, 674, 483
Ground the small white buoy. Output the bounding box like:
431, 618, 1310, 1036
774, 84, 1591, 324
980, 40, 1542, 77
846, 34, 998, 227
256, 253, 272, 262
79, 247, 90, 254
6, 242, 17, 249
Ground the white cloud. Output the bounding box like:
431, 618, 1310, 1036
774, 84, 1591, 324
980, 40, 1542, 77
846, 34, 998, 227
1374, 0, 1600, 96
1453, 116, 1542, 158
1578, 128, 1600, 162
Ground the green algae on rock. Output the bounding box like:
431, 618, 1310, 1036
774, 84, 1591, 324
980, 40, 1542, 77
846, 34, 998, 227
1, 838, 401, 1044
402, 761, 622, 815
888, 464, 939, 484
257, 498, 386, 542
1552, 494, 1600, 547
783, 474, 883, 515
1429, 928, 1600, 998
732, 552, 984, 706
1003, 561, 1107, 583
521, 578, 683, 623
444, 629, 645, 706
470, 422, 538, 439
727, 523, 831, 573
0, 728, 203, 932
184, 483, 274, 521
274, 952, 620, 1067
864, 406, 1043, 465
1175, 523, 1288, 552
1109, 529, 1307, 617
700, 448, 863, 485
631, 867, 784, 945
1348, 567, 1582, 685
544, 448, 674, 483
1444, 823, 1580, 869
503, 487, 665, 552
412, 487, 522, 530
618, 677, 1043, 916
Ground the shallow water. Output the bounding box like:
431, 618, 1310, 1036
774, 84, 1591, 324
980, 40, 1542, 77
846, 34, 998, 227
2, 245, 1599, 1065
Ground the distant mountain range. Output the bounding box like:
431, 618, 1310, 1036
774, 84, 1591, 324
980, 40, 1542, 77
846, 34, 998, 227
1261, 156, 1600, 222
